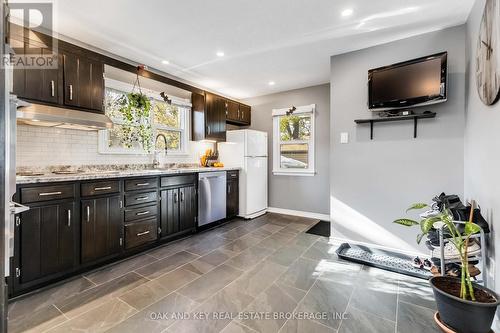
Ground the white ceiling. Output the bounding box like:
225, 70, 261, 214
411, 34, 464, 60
52, 0, 474, 99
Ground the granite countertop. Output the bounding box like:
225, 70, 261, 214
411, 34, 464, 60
16, 164, 240, 184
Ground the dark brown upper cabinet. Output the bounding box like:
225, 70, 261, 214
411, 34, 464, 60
192, 92, 226, 141
225, 100, 251, 126
226, 100, 240, 122
11, 27, 61, 105
63, 52, 104, 113
239, 103, 251, 125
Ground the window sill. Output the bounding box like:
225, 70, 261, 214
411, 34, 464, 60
272, 170, 316, 177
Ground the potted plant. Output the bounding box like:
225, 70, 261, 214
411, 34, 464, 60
394, 202, 499, 333
117, 92, 153, 152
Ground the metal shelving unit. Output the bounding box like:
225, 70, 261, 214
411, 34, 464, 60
434, 221, 486, 287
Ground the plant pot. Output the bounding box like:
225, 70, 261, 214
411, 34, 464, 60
430, 276, 500, 333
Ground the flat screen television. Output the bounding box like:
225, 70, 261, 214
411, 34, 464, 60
368, 52, 447, 110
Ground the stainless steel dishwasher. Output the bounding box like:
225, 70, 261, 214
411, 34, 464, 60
198, 172, 227, 227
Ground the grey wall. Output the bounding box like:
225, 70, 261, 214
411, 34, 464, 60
244, 84, 330, 215
465, 0, 500, 294
330, 26, 466, 253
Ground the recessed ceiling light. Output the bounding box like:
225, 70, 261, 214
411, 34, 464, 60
341, 8, 353, 17
268, 81, 276, 86
161, 60, 169, 65
216, 51, 225, 57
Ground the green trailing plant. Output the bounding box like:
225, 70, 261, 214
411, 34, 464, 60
117, 92, 153, 152
394, 203, 482, 301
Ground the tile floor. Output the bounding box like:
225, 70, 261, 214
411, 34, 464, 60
7, 213, 441, 333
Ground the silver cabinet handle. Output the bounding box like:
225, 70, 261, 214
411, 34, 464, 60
94, 186, 112, 191
242, 110, 245, 119
136, 211, 150, 216
180, 191, 184, 202
86, 206, 90, 222
136, 183, 149, 186
237, 109, 240, 118
67, 209, 71, 227
69, 84, 73, 100
135, 196, 149, 201
137, 230, 150, 236
207, 126, 211, 135
50, 80, 55, 97
39, 191, 62, 196
174, 192, 178, 203
228, 184, 231, 194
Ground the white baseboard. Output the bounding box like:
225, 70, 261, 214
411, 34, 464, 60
267, 207, 330, 221
329, 236, 427, 258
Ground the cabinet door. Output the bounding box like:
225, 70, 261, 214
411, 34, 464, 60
239, 104, 251, 125
205, 92, 217, 139
160, 188, 180, 237
63, 52, 104, 112
81, 195, 122, 263
12, 47, 60, 104
17, 202, 76, 284
226, 100, 240, 122
227, 179, 239, 218
217, 98, 227, 141
179, 186, 196, 231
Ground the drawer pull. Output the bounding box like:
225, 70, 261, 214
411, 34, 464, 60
136, 183, 150, 186
69, 84, 73, 100
67, 209, 71, 227
135, 196, 149, 201
137, 230, 150, 236
50, 80, 55, 97
136, 211, 150, 216
39, 191, 62, 196
86, 206, 90, 222
94, 186, 112, 191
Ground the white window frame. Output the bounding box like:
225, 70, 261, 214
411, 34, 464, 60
98, 78, 191, 156
272, 104, 316, 176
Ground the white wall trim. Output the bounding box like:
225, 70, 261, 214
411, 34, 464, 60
329, 236, 428, 258
267, 207, 329, 221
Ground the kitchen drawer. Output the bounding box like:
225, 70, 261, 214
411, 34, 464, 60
81, 180, 120, 197
160, 174, 196, 188
124, 177, 158, 192
125, 191, 157, 207
20, 184, 75, 204
125, 218, 157, 249
124, 204, 158, 222
227, 170, 238, 179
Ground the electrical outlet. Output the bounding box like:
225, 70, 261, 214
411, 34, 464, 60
340, 132, 349, 144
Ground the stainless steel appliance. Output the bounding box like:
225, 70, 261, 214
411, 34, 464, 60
198, 172, 226, 227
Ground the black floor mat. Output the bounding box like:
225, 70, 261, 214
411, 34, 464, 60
306, 220, 330, 237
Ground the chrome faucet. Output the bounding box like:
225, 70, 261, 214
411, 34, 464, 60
152, 133, 168, 168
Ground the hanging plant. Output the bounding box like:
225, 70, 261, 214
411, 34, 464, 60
115, 66, 154, 153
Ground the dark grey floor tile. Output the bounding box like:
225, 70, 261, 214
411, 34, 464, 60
278, 257, 322, 291
185, 235, 232, 256
226, 245, 274, 270
296, 277, 353, 330
239, 282, 305, 333
230, 260, 287, 298
221, 225, 255, 240
47, 298, 136, 333
398, 276, 437, 310
146, 238, 191, 259
183, 249, 233, 275
8, 304, 67, 333
178, 264, 243, 303
348, 283, 398, 322
85, 253, 158, 285
108, 292, 199, 333
222, 321, 258, 333
135, 250, 199, 279
268, 244, 307, 267
119, 267, 200, 310
8, 276, 94, 320
302, 238, 339, 261
280, 318, 335, 333
397, 301, 441, 333
220, 235, 262, 256
55, 272, 147, 319
339, 306, 395, 333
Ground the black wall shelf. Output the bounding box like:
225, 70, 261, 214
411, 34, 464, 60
354, 112, 436, 140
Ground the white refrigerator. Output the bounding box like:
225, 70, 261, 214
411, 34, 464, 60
218, 130, 268, 219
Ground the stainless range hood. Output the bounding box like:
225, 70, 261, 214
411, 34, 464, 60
17, 103, 113, 131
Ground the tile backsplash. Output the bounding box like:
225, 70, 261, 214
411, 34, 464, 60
17, 125, 213, 167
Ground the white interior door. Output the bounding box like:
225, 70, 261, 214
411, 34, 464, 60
244, 157, 268, 215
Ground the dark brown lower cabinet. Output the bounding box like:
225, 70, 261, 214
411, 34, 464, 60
227, 172, 239, 218
16, 201, 76, 285
160, 185, 196, 238
81, 195, 123, 263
